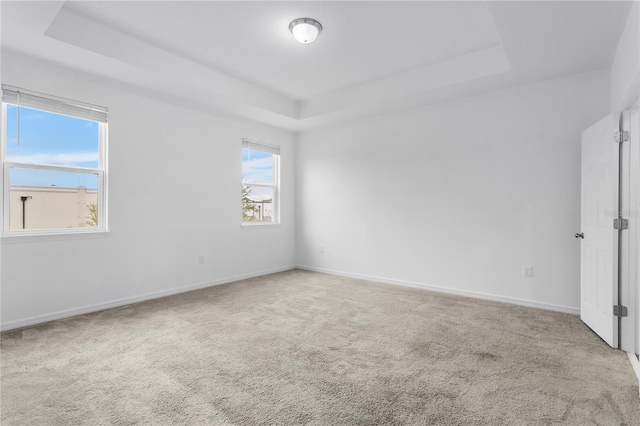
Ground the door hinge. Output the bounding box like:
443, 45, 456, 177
614, 131, 630, 143
614, 218, 629, 230
613, 305, 628, 317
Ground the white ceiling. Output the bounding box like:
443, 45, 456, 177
61, 1, 503, 100
0, 1, 634, 131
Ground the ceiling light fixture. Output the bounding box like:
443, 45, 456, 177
289, 18, 322, 44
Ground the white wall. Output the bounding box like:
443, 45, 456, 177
296, 70, 610, 313
611, 1, 639, 111
1, 52, 296, 329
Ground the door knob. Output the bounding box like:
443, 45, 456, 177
574, 233, 584, 239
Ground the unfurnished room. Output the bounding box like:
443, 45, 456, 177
1, 1, 640, 425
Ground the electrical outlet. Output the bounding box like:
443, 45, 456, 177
522, 265, 533, 277
198, 254, 205, 264
320, 246, 324, 254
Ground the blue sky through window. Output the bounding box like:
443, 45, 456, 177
10, 168, 98, 189
6, 105, 99, 188
242, 149, 273, 185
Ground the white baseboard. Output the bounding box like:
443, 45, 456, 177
296, 265, 580, 315
0, 264, 582, 331
0, 265, 296, 332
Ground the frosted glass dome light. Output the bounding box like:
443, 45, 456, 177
289, 18, 322, 44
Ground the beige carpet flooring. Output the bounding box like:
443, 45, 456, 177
1, 269, 639, 425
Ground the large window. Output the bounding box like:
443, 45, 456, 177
242, 139, 279, 225
1, 85, 108, 235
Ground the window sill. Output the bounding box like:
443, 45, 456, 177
241, 223, 281, 230
1, 229, 111, 244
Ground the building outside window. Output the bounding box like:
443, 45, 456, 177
1, 85, 108, 235
241, 139, 279, 225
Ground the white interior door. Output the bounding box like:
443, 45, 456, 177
580, 114, 619, 348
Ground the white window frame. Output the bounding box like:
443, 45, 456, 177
241, 139, 280, 228
1, 86, 109, 237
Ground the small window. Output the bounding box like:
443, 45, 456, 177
1, 85, 108, 234
242, 139, 279, 225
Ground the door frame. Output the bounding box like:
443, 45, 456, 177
636, 99, 640, 359
618, 71, 639, 356
622, 107, 638, 355
628, 97, 640, 396
631, 97, 640, 357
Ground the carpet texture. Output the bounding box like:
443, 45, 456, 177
1, 269, 639, 425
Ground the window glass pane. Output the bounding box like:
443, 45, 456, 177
242, 149, 273, 185
9, 167, 99, 230
6, 105, 99, 168
242, 185, 274, 223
